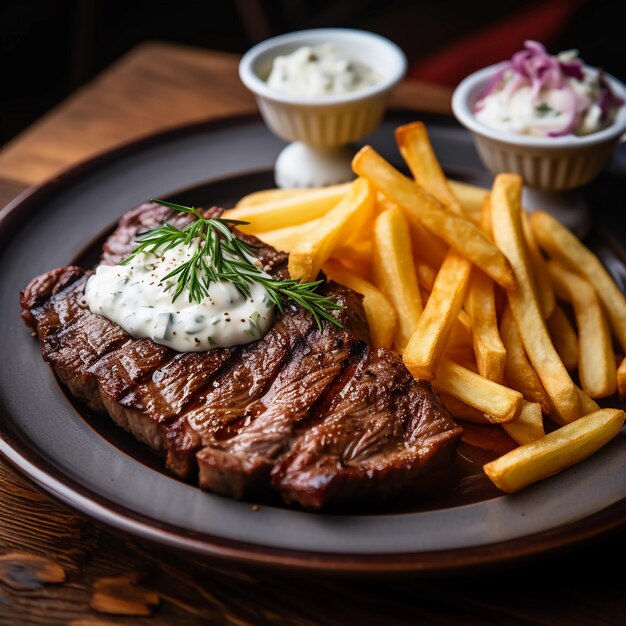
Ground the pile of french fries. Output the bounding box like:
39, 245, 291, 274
225, 121, 626, 494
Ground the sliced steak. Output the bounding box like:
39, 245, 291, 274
272, 348, 462, 509
165, 303, 314, 477
196, 286, 368, 498
22, 268, 129, 412
21, 201, 462, 510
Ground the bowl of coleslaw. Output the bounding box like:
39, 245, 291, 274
452, 41, 626, 191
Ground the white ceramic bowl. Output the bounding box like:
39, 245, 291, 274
452, 62, 626, 191
239, 28, 407, 148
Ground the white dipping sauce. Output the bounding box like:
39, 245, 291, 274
266, 43, 379, 97
84, 242, 275, 352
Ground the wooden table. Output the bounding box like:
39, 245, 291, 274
0, 42, 624, 626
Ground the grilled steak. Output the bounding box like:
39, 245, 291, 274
21, 202, 462, 509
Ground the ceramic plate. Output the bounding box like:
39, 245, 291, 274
1, 112, 624, 572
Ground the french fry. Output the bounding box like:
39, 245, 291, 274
448, 179, 489, 223
522, 213, 556, 319
253, 219, 321, 252
531, 210, 626, 353
395, 121, 489, 359
289, 178, 375, 283
466, 266, 506, 383
236, 186, 312, 207
352, 147, 516, 290
395, 122, 465, 215
546, 305, 579, 372
547, 261, 617, 398
418, 280, 473, 350
484, 409, 625, 493
333, 257, 370, 281
226, 183, 351, 231
333, 237, 373, 267
464, 197, 505, 382
440, 394, 490, 423
447, 321, 474, 351
460, 422, 518, 455
372, 207, 423, 352
410, 219, 448, 267
415, 262, 438, 292
433, 358, 524, 423
403, 252, 471, 380
323, 260, 396, 349
491, 174, 581, 423
618, 357, 626, 399
577, 386, 600, 415
499, 306, 552, 414
502, 401, 545, 445
379, 195, 448, 267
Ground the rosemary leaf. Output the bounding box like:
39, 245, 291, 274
120, 200, 345, 329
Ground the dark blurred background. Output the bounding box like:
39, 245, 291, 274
1, 0, 624, 146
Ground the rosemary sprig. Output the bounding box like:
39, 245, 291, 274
120, 200, 344, 330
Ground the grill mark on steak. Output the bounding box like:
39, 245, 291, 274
272, 348, 463, 509
196, 289, 366, 499
165, 304, 315, 477
23, 270, 130, 412
21, 201, 463, 509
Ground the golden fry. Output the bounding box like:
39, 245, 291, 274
466, 267, 506, 383
440, 393, 490, 423
253, 219, 320, 252
323, 260, 396, 349
395, 122, 465, 215
502, 401, 545, 445
410, 219, 448, 267
547, 261, 616, 399
403, 252, 471, 380
433, 358, 524, 423
499, 306, 552, 414
466, 197, 506, 382
618, 356, 626, 399
415, 262, 438, 292
531, 210, 626, 352
289, 178, 375, 283
522, 212, 556, 319
333, 237, 373, 267
577, 386, 600, 415
352, 147, 516, 290
448, 179, 489, 223
372, 207, 423, 352
546, 305, 579, 372
484, 409, 625, 493
226, 183, 351, 231
491, 174, 581, 423
236, 186, 311, 207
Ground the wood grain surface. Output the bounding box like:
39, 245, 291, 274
0, 41, 624, 626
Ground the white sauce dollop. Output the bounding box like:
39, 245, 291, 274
84, 242, 275, 352
266, 43, 379, 97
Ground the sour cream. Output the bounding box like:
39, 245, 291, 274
266, 43, 379, 97
84, 242, 275, 352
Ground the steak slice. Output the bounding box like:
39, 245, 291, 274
272, 347, 462, 509
196, 285, 366, 499
165, 303, 315, 477
22, 269, 130, 412
21, 201, 463, 509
